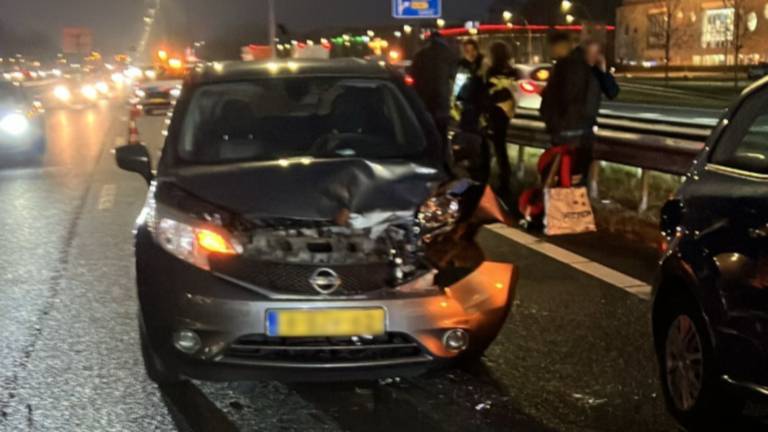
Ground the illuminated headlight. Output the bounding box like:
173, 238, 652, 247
417, 195, 460, 242
142, 191, 243, 271
135, 89, 146, 99
145, 70, 157, 80
53, 85, 71, 101
81, 85, 98, 100
111, 72, 125, 84
95, 81, 109, 94
170, 87, 181, 98
0, 113, 30, 136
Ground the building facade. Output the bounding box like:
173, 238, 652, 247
616, 0, 768, 66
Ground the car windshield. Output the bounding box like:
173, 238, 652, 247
0, 83, 23, 107
178, 77, 426, 163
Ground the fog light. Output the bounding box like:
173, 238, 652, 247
173, 330, 201, 354
443, 329, 469, 352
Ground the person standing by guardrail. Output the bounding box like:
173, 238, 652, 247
485, 42, 516, 197
540, 39, 620, 185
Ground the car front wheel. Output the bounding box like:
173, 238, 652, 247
655, 294, 743, 430
139, 314, 183, 385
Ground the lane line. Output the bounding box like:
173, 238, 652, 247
488, 224, 652, 300
97, 184, 117, 210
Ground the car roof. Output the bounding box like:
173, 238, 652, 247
186, 58, 393, 86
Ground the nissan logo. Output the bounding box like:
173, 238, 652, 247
308, 268, 341, 294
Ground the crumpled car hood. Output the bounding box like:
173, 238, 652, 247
166, 158, 446, 221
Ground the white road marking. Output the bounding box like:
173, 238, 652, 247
97, 184, 117, 210
488, 224, 652, 300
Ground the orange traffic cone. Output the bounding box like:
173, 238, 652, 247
128, 119, 140, 145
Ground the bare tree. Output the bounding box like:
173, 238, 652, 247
654, 0, 694, 85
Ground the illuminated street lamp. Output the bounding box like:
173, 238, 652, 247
367, 30, 375, 38
502, 10, 513, 22
561, 0, 573, 13
403, 24, 413, 35
436, 18, 446, 28
394, 30, 402, 38
565, 14, 576, 24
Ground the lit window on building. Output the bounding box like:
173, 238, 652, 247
747, 11, 758, 32
701, 8, 734, 49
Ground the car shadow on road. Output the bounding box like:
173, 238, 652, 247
159, 381, 239, 432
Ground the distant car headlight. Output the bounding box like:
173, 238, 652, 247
95, 81, 109, 94
81, 85, 98, 100
170, 87, 181, 98
0, 113, 30, 136
53, 85, 71, 101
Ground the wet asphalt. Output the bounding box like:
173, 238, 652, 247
0, 100, 759, 431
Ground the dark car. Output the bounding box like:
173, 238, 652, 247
115, 59, 517, 384
0, 81, 46, 159
748, 62, 768, 80
131, 80, 181, 115
654, 78, 768, 428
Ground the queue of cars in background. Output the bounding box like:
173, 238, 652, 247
115, 59, 517, 383
129, 80, 181, 115
654, 76, 768, 429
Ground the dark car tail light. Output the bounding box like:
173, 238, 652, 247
404, 74, 415, 86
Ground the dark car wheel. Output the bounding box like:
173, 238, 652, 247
655, 294, 744, 430
139, 315, 183, 385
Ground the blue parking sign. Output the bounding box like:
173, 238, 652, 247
392, 0, 442, 19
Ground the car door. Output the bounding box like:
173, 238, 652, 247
687, 85, 768, 316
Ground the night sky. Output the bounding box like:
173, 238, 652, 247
0, 0, 619, 56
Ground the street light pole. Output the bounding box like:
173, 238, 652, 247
503, 11, 534, 64
267, 0, 277, 57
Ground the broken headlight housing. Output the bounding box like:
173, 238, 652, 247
417, 194, 460, 242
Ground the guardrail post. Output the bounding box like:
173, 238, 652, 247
638, 169, 650, 213
588, 161, 600, 200
516, 145, 526, 180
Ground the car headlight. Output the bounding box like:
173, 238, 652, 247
417, 194, 460, 242
81, 85, 98, 100
141, 184, 243, 271
95, 81, 109, 94
0, 113, 30, 136
135, 89, 146, 98
53, 85, 71, 101
170, 87, 181, 98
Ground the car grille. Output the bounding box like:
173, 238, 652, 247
220, 333, 428, 366
210, 259, 393, 296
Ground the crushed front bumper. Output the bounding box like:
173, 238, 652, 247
135, 227, 517, 381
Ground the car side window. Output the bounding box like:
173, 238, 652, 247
711, 89, 768, 174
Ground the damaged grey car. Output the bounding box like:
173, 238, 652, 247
115, 59, 517, 383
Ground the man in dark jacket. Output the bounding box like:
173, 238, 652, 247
411, 32, 458, 146
540, 39, 619, 185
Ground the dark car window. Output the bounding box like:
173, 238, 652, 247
712, 89, 768, 174
178, 77, 426, 163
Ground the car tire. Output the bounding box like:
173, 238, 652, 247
139, 315, 183, 385
655, 293, 744, 430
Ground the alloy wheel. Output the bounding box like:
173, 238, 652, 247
665, 314, 705, 412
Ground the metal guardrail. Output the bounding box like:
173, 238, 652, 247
507, 109, 712, 212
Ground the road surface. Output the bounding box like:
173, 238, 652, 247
0, 100, 765, 432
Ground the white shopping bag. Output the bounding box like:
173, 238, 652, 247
543, 186, 597, 236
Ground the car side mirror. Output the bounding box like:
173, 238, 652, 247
115, 143, 153, 184
451, 131, 488, 183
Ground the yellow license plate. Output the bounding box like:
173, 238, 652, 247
266, 308, 386, 337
